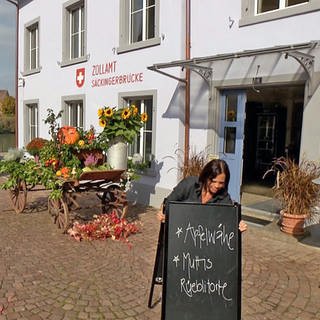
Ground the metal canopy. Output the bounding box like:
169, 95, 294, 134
147, 41, 319, 88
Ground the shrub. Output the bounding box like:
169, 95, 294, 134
26, 137, 48, 156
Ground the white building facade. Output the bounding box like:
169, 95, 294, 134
17, 0, 320, 206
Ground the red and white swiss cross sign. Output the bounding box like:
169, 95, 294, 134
76, 68, 85, 88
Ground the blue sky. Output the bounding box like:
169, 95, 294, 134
0, 0, 17, 97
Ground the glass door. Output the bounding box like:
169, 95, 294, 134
219, 91, 246, 203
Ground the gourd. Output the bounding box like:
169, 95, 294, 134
57, 126, 80, 145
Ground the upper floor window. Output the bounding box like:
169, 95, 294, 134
257, 0, 309, 14
24, 101, 39, 144
61, 0, 87, 67
24, 18, 40, 75
240, 0, 319, 26
62, 95, 85, 129
130, 0, 155, 43
118, 0, 160, 53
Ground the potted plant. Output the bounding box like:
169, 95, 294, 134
303, 177, 320, 240
97, 105, 147, 170
264, 157, 320, 236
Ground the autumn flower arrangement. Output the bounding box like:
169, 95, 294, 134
26, 137, 49, 156
97, 105, 148, 144
67, 211, 140, 245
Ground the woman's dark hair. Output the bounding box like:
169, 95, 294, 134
199, 159, 230, 191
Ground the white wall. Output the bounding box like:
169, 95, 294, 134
17, 0, 320, 207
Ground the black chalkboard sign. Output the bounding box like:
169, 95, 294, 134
162, 202, 241, 320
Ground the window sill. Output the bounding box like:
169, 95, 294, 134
60, 55, 89, 68
117, 37, 161, 54
239, 2, 320, 26
22, 67, 42, 77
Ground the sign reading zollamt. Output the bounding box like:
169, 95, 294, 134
91, 60, 144, 87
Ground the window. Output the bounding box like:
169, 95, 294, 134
62, 95, 85, 129
24, 101, 39, 144
24, 18, 40, 75
119, 91, 156, 171
240, 0, 319, 26
257, 0, 309, 13
118, 0, 160, 53
61, 0, 87, 67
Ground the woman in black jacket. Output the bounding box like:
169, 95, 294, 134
157, 158, 247, 232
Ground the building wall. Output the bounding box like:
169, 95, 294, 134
17, 1, 320, 207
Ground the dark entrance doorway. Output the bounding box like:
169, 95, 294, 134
242, 85, 304, 196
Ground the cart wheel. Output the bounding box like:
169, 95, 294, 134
9, 180, 27, 214
48, 197, 70, 233
101, 185, 124, 218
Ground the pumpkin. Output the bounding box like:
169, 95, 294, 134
57, 126, 80, 145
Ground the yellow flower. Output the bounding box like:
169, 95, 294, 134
97, 108, 104, 117
56, 170, 62, 177
121, 108, 131, 119
131, 105, 138, 116
141, 112, 148, 122
104, 107, 113, 118
78, 140, 85, 147
99, 119, 106, 127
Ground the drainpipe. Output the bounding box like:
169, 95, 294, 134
5, 0, 19, 148
184, 0, 191, 171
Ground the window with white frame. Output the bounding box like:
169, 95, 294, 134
24, 18, 40, 75
61, 0, 87, 66
62, 97, 84, 129
119, 91, 156, 170
118, 0, 160, 53
257, 0, 309, 14
240, 0, 319, 26
24, 102, 38, 143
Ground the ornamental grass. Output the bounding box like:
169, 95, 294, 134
264, 157, 320, 216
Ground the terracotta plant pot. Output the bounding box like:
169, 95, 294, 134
280, 210, 308, 236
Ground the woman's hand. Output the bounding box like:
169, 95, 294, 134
238, 220, 247, 232
157, 203, 165, 223
157, 211, 165, 223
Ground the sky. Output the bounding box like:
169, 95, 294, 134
0, 0, 17, 97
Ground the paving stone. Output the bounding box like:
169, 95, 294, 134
1, 185, 320, 319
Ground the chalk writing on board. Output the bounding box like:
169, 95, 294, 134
180, 278, 232, 300
173, 222, 235, 250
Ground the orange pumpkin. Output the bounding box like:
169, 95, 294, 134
57, 126, 80, 145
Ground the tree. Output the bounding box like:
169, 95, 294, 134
1, 96, 15, 115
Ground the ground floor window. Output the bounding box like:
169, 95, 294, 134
24, 100, 39, 144
119, 90, 156, 171
62, 95, 85, 129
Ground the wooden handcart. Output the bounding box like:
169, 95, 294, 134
9, 170, 128, 233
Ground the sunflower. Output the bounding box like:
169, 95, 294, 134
141, 112, 148, 122
99, 119, 106, 127
104, 107, 113, 118
121, 108, 131, 120
131, 105, 138, 116
97, 108, 104, 117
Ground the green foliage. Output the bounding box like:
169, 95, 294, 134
97, 105, 147, 144
0, 115, 15, 133
43, 108, 63, 142
0, 157, 64, 198
1, 96, 15, 115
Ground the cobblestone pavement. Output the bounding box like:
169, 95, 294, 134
0, 185, 320, 319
